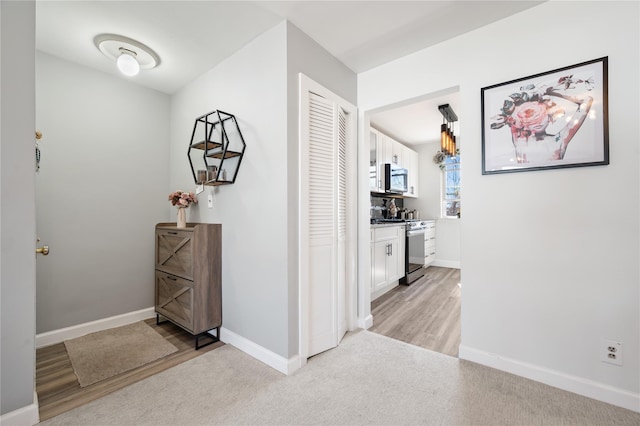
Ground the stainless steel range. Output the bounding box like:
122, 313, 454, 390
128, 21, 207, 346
400, 220, 430, 285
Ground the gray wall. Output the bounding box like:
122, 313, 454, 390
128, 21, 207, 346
170, 22, 290, 357
285, 21, 357, 357
1, 0, 37, 416
35, 52, 170, 332
169, 21, 357, 359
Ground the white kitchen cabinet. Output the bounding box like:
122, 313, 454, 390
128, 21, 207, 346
391, 137, 403, 167
371, 225, 405, 300
424, 220, 436, 267
381, 132, 393, 166
377, 133, 396, 193
369, 127, 419, 197
403, 145, 419, 198
369, 128, 384, 192
380, 132, 402, 167
372, 239, 390, 292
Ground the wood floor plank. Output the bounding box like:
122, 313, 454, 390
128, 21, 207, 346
36, 318, 223, 421
370, 266, 461, 357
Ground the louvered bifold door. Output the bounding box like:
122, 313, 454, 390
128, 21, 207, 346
336, 107, 348, 340
306, 92, 339, 356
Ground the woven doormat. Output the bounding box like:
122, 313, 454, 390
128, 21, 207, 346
64, 321, 178, 387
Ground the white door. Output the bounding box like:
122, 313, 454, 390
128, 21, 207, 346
300, 74, 356, 359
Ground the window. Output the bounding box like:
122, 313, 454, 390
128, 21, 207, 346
442, 155, 460, 218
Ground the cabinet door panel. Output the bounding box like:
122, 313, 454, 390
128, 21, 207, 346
370, 129, 382, 191
156, 229, 194, 279
156, 271, 194, 332
391, 139, 403, 167
387, 238, 400, 282
372, 240, 388, 291
381, 134, 393, 166
404, 146, 419, 197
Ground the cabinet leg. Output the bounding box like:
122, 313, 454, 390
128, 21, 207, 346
156, 313, 169, 326
195, 327, 220, 350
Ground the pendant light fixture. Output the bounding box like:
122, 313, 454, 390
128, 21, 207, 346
438, 104, 459, 157
94, 34, 160, 77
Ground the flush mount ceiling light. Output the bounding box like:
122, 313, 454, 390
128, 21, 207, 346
94, 34, 160, 77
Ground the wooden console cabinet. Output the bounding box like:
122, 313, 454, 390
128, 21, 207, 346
155, 223, 221, 348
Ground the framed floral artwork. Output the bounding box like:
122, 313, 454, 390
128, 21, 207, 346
481, 57, 609, 174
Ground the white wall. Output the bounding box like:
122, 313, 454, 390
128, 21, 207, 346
35, 52, 170, 332
170, 23, 290, 357
359, 1, 639, 410
0, 1, 38, 421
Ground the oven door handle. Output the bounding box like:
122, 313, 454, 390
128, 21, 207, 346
406, 229, 425, 237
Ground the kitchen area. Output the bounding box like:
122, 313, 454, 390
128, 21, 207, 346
367, 95, 461, 357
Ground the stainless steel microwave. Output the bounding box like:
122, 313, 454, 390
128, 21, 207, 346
384, 163, 408, 194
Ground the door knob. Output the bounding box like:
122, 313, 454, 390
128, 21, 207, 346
36, 245, 49, 255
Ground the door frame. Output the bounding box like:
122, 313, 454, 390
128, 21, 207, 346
298, 73, 358, 364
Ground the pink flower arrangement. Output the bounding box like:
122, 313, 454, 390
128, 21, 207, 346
168, 190, 198, 208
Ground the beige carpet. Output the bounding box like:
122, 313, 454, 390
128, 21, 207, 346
45, 330, 639, 425
64, 321, 178, 387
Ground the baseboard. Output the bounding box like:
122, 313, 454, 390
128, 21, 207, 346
459, 345, 640, 413
0, 391, 39, 426
219, 327, 298, 376
432, 259, 460, 269
35, 307, 156, 348
358, 314, 373, 330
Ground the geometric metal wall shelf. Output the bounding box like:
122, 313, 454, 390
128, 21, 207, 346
188, 110, 246, 186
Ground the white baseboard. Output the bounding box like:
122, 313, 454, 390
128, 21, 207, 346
358, 314, 373, 330
432, 259, 460, 269
459, 345, 640, 413
0, 391, 39, 426
35, 307, 156, 348
220, 327, 298, 376
33, 309, 301, 377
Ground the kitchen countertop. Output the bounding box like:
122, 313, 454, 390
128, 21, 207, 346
370, 218, 437, 228
370, 222, 406, 229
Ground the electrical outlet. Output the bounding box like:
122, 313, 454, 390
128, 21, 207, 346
602, 340, 623, 366
207, 194, 213, 208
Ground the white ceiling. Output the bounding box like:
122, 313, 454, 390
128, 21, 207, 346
35, 0, 544, 144
371, 91, 460, 147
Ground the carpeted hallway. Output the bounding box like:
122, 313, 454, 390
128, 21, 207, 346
39, 330, 639, 425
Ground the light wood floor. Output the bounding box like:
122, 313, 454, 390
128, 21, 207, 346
370, 266, 461, 357
36, 318, 224, 421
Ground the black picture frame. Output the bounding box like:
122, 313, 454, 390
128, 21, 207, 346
481, 57, 609, 175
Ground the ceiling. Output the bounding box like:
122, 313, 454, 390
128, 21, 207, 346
371, 91, 460, 147
35, 0, 544, 144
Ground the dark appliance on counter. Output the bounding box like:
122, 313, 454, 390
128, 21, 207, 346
384, 163, 408, 194
400, 220, 429, 285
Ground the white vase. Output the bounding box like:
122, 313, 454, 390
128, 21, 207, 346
177, 207, 186, 228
